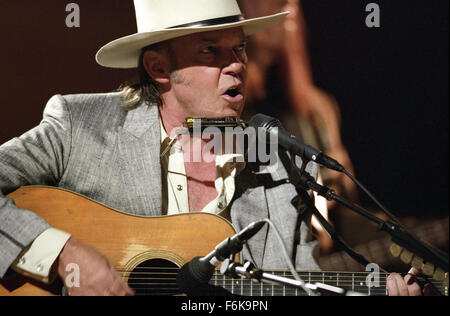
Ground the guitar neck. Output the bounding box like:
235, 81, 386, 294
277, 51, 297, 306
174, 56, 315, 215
209, 271, 445, 296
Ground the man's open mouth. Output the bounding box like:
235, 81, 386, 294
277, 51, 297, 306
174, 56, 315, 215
225, 87, 240, 97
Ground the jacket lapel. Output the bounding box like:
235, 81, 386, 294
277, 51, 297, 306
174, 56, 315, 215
232, 166, 271, 268
117, 103, 162, 217
232, 160, 300, 269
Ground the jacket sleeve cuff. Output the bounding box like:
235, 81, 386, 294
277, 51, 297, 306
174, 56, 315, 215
12, 228, 71, 284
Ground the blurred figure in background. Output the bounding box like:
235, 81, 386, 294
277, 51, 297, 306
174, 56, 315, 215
238, 0, 359, 254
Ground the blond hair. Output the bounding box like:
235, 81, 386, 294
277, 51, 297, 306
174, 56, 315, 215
119, 43, 170, 109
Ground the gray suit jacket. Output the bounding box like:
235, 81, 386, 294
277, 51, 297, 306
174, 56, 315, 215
0, 93, 320, 278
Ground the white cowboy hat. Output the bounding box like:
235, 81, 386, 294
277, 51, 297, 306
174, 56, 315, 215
96, 0, 289, 69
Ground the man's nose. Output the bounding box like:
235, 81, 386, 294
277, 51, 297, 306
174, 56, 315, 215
223, 51, 247, 77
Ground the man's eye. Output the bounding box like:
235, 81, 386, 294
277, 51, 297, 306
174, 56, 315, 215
235, 43, 246, 51
201, 46, 216, 54
234, 42, 247, 53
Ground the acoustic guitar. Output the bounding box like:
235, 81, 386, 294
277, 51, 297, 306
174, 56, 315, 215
0, 186, 447, 296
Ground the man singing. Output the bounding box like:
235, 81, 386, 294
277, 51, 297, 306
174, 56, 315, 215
0, 0, 425, 296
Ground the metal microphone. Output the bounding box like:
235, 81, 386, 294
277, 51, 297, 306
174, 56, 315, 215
248, 113, 345, 172
176, 220, 266, 294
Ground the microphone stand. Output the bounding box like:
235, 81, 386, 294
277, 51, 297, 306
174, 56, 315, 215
220, 258, 366, 296
278, 149, 374, 269
278, 149, 449, 273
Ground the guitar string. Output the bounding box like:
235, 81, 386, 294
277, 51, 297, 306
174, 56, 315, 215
124, 278, 443, 293
125, 273, 437, 283
115, 269, 443, 287
119, 271, 394, 279
116, 270, 396, 277
126, 285, 391, 290
127, 287, 391, 295
125, 284, 441, 296
123, 279, 394, 286
116, 267, 394, 275
122, 277, 443, 287
117, 270, 393, 275
117, 273, 425, 281
117, 271, 444, 285
124, 279, 394, 285
125, 283, 396, 289
118, 266, 439, 274
123, 280, 393, 285
124, 281, 444, 288
117, 270, 443, 283
126, 280, 442, 288
124, 283, 394, 290
115, 266, 445, 277
124, 279, 444, 287
124, 278, 393, 285
115, 267, 445, 280
118, 273, 395, 281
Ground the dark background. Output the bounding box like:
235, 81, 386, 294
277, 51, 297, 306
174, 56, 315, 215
0, 0, 448, 220
301, 0, 448, 219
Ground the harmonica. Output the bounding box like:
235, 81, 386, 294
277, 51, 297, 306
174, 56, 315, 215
184, 117, 247, 132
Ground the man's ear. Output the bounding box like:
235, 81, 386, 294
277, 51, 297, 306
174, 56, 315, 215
142, 50, 171, 85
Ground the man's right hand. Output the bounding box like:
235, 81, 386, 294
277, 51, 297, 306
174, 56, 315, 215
56, 238, 135, 296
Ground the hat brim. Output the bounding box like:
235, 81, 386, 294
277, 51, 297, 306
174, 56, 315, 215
96, 11, 289, 69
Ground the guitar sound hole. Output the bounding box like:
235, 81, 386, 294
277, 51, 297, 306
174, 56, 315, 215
127, 259, 181, 296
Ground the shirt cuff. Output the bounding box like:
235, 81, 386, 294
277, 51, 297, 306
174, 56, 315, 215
12, 228, 71, 284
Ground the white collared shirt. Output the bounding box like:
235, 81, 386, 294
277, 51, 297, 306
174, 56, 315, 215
160, 120, 246, 216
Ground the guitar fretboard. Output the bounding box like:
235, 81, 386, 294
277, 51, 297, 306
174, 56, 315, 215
209, 271, 389, 296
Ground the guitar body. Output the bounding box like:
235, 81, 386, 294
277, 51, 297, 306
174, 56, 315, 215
0, 186, 237, 296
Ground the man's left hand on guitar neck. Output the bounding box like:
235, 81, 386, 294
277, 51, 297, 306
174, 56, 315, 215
387, 267, 441, 296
